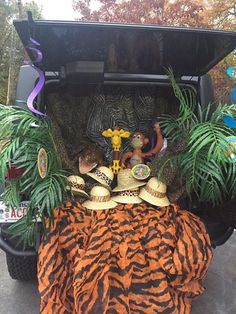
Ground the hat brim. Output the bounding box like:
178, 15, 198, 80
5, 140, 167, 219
86, 172, 110, 187
139, 188, 170, 207
112, 181, 146, 192
111, 195, 142, 204
82, 199, 117, 210
66, 185, 88, 197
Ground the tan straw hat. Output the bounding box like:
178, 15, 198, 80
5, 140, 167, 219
83, 185, 117, 210
112, 169, 146, 192
112, 188, 142, 204
86, 166, 114, 187
66, 175, 88, 197
139, 177, 170, 207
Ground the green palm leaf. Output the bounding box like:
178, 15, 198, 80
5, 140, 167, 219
7, 214, 39, 248
158, 70, 236, 206
2, 179, 21, 209
0, 105, 68, 247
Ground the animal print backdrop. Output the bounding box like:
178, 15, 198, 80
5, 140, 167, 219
45, 83, 236, 226
45, 83, 179, 172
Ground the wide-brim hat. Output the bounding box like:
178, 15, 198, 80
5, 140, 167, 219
139, 177, 170, 207
83, 185, 117, 210
112, 189, 142, 204
112, 169, 146, 192
66, 175, 88, 197
86, 166, 114, 187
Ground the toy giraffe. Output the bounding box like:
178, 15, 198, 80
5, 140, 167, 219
102, 127, 130, 174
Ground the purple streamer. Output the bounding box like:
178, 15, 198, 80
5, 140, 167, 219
27, 66, 46, 117
24, 38, 46, 117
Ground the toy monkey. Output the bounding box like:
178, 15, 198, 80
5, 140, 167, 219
122, 123, 164, 168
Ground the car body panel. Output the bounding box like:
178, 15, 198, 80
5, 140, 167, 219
13, 19, 236, 76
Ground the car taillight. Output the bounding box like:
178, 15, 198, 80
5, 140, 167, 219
7, 164, 24, 179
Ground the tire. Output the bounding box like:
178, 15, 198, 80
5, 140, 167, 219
6, 253, 37, 281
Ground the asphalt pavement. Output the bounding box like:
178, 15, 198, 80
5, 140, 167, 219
0, 233, 236, 314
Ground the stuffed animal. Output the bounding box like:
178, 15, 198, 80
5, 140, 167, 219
122, 123, 164, 168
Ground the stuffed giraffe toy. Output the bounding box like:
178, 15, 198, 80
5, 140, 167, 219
102, 127, 131, 174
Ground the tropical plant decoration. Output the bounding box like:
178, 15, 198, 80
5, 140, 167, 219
158, 69, 236, 206
0, 104, 68, 247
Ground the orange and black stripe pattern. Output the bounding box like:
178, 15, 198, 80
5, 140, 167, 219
38, 202, 212, 314
38, 201, 92, 313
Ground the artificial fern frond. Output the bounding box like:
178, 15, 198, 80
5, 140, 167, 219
2, 179, 21, 210
166, 68, 197, 125
8, 214, 39, 248
180, 149, 227, 205
0, 137, 31, 183
157, 70, 236, 205
30, 170, 67, 219
211, 103, 236, 123
0, 105, 68, 247
225, 162, 236, 196
160, 69, 198, 141
158, 114, 183, 140
188, 122, 233, 162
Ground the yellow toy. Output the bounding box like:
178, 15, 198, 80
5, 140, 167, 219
102, 127, 130, 174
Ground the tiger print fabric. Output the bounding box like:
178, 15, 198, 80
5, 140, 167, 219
38, 202, 212, 314
38, 201, 92, 314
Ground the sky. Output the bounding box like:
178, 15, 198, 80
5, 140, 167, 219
22, 0, 100, 20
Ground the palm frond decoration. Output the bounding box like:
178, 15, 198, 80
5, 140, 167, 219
180, 148, 228, 205
188, 121, 233, 163
3, 179, 21, 209
156, 71, 236, 206
211, 103, 236, 122
158, 68, 198, 142
0, 104, 68, 247
7, 215, 39, 248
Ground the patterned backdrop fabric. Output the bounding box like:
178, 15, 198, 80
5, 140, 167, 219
45, 84, 179, 169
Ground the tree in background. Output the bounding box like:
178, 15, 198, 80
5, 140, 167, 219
73, 0, 236, 102
0, 0, 16, 103
74, 0, 205, 26
202, 0, 236, 29
201, 0, 236, 101
0, 0, 43, 104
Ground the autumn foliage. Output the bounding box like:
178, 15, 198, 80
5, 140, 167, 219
73, 0, 236, 101
74, 0, 205, 27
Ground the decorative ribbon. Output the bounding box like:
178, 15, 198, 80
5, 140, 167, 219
224, 47, 236, 128
93, 169, 112, 186
144, 184, 166, 198
69, 182, 86, 191
24, 37, 46, 117
90, 195, 111, 202
117, 189, 139, 197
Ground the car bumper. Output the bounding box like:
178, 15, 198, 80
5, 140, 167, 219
0, 225, 37, 256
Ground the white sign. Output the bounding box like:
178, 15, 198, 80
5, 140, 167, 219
0, 201, 28, 223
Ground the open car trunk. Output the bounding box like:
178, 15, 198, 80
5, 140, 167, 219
44, 80, 235, 246
14, 19, 236, 77
44, 82, 182, 170
13, 17, 236, 245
